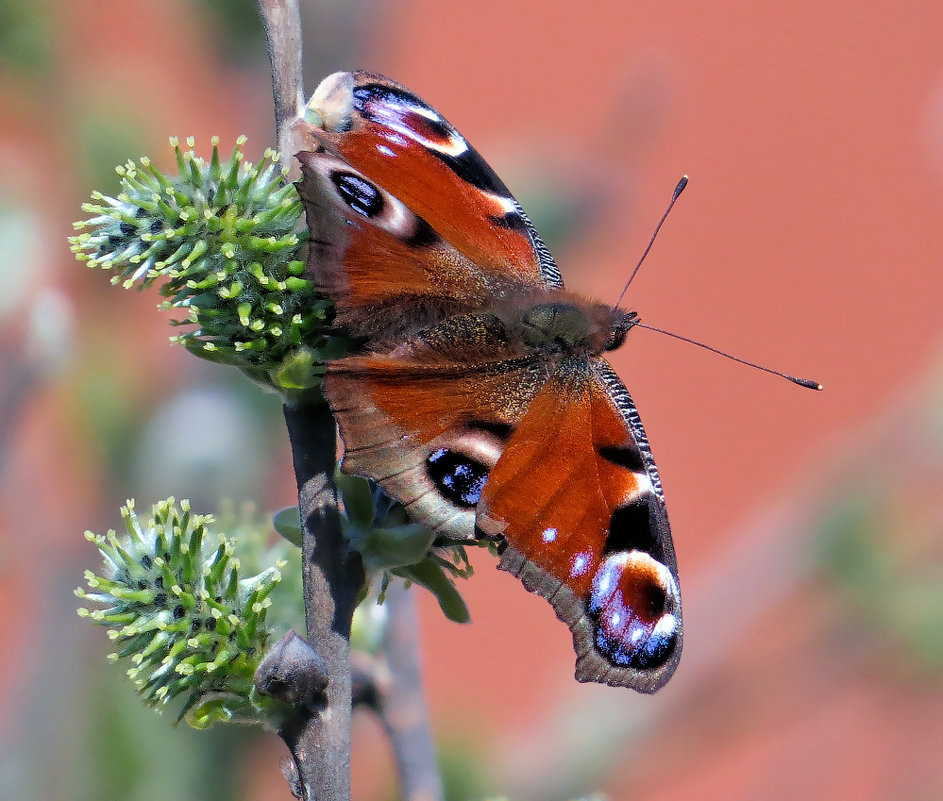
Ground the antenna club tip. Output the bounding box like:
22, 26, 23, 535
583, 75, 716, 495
673, 175, 689, 199
791, 376, 823, 391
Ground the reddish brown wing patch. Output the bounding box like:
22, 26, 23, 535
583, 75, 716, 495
297, 150, 501, 335
328, 126, 541, 277
329, 356, 538, 444
300, 71, 548, 283
478, 362, 642, 595
325, 328, 546, 539
479, 362, 681, 691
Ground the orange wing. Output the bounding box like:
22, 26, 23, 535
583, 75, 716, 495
324, 309, 547, 538
479, 360, 682, 692
297, 148, 505, 339
298, 71, 562, 292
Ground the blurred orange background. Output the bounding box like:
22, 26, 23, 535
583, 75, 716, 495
2, 1, 942, 800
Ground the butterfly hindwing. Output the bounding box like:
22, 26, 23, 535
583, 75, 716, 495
328, 335, 681, 690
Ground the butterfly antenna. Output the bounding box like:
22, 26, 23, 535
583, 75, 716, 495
616, 175, 689, 308
635, 322, 823, 390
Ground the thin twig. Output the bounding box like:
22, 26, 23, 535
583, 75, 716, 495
377, 583, 444, 801
0, 347, 37, 476
256, 0, 305, 172
348, 587, 444, 801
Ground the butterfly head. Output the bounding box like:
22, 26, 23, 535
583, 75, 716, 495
605, 308, 640, 352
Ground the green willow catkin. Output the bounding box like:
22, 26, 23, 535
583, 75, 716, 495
69, 137, 332, 390
77, 498, 284, 728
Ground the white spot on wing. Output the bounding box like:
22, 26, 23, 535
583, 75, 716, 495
423, 133, 467, 156
633, 472, 653, 497
570, 550, 592, 578
589, 552, 628, 611
617, 472, 654, 507
378, 191, 412, 238
412, 105, 443, 122
653, 614, 677, 639
542, 527, 557, 543
383, 131, 408, 147
489, 193, 518, 214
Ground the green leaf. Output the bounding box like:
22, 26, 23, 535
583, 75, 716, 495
393, 558, 471, 624
272, 346, 323, 391
358, 524, 436, 574
184, 696, 235, 730
336, 473, 375, 530
272, 506, 302, 547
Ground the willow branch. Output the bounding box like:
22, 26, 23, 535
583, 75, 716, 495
254, 3, 364, 800
279, 401, 364, 801
256, 0, 304, 172
253, 7, 443, 799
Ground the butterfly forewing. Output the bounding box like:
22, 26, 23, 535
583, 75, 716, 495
298, 71, 562, 288
479, 360, 681, 691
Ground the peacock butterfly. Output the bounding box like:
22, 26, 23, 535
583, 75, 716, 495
295, 71, 682, 692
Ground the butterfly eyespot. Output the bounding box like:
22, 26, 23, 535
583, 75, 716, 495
331, 171, 384, 218
426, 448, 488, 508
353, 82, 467, 157
589, 551, 679, 670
